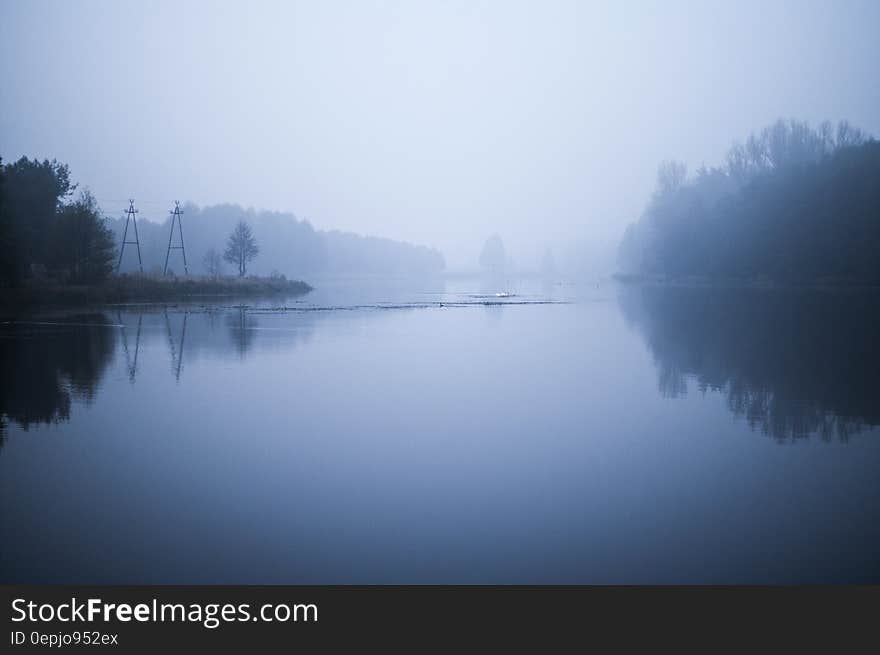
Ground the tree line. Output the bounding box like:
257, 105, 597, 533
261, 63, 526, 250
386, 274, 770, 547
0, 158, 116, 285
0, 155, 446, 288
0, 156, 263, 286
109, 203, 445, 279
618, 119, 880, 284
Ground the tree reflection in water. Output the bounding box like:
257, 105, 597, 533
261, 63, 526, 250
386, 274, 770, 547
618, 285, 880, 441
0, 314, 117, 442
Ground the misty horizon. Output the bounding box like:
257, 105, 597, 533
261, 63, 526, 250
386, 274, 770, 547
3, 0, 879, 270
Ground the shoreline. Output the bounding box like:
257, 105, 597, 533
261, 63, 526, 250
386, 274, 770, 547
0, 274, 313, 311
612, 273, 880, 291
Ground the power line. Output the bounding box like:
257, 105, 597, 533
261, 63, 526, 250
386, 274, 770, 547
96, 197, 170, 205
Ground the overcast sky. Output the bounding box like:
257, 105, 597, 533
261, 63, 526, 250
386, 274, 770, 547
2, 0, 878, 268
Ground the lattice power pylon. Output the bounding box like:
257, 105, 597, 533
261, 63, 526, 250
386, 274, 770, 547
116, 199, 143, 273
164, 200, 189, 275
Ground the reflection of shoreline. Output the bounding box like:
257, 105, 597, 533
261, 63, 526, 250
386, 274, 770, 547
613, 273, 880, 291
0, 306, 318, 440
0, 314, 117, 440
618, 285, 880, 441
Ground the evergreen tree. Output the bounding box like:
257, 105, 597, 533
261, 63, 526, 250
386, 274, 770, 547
49, 190, 116, 283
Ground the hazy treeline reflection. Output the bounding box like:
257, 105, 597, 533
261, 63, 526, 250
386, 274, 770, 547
0, 315, 117, 440
619, 285, 880, 440
0, 306, 318, 440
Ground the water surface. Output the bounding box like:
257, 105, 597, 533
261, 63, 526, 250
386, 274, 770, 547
2, 279, 879, 583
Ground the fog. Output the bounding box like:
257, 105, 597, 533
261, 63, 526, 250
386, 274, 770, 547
2, 0, 879, 271
4, 2, 880, 587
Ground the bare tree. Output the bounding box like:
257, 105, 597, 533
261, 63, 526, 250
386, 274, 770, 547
223, 221, 259, 277
818, 120, 835, 154
656, 160, 687, 195
202, 247, 223, 278
836, 120, 867, 148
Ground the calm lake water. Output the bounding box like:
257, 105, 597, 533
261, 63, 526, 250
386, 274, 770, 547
2, 278, 879, 583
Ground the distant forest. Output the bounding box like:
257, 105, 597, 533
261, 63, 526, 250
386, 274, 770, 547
0, 156, 445, 288
108, 203, 445, 279
619, 119, 880, 284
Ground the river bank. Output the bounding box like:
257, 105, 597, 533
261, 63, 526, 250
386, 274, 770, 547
0, 274, 312, 310
612, 272, 880, 291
